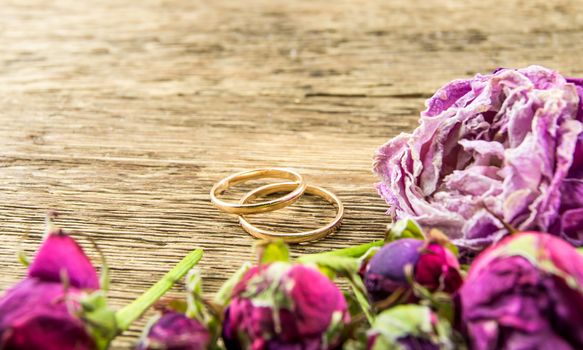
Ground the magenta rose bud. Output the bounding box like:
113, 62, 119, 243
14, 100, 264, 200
460, 232, 583, 350
137, 311, 210, 350
364, 238, 462, 302
0, 229, 100, 350
374, 66, 583, 248
222, 262, 350, 350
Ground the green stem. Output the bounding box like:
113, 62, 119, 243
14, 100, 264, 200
299, 240, 384, 259
115, 249, 203, 331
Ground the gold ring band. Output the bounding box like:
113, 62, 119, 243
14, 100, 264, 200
210, 168, 307, 215
238, 182, 344, 243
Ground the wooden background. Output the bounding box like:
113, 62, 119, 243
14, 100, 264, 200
0, 0, 582, 347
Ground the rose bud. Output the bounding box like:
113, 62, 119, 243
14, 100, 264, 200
0, 227, 103, 350
1, 217, 203, 350
460, 232, 583, 349
367, 304, 453, 350
137, 268, 212, 350
374, 66, 583, 248
364, 238, 463, 302
222, 262, 350, 350
137, 311, 210, 350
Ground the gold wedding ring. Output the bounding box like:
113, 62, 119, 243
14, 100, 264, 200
238, 182, 343, 243
210, 168, 307, 215
210, 167, 344, 243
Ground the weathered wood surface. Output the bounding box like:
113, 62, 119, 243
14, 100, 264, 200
0, 0, 582, 347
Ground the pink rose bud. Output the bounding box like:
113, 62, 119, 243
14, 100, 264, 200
0, 229, 100, 350
222, 262, 350, 350
137, 311, 210, 350
460, 232, 583, 349
364, 238, 462, 302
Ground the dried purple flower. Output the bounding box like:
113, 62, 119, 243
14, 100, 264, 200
374, 66, 583, 248
460, 232, 583, 349
137, 311, 210, 350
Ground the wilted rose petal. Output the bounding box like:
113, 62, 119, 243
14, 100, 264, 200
29, 229, 99, 289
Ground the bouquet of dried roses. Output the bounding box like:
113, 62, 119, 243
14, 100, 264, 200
3, 65, 583, 349
137, 220, 583, 349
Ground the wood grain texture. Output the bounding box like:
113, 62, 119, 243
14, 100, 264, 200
0, 0, 582, 347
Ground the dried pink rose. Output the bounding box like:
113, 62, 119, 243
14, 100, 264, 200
374, 66, 583, 248
363, 238, 462, 302
222, 262, 350, 350
459, 232, 583, 349
0, 229, 100, 350
137, 311, 210, 350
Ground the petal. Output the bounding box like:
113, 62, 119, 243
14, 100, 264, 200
0, 279, 93, 350
423, 79, 472, 117
566, 77, 583, 121
560, 208, 583, 246
28, 231, 99, 290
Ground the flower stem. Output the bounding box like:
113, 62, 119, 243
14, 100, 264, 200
115, 249, 203, 331
299, 240, 384, 259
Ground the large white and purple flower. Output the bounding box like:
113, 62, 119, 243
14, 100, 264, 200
374, 66, 583, 249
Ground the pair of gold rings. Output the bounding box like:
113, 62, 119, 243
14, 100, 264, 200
210, 168, 344, 243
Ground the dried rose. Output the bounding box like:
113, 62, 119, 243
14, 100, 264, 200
222, 262, 350, 350
137, 311, 210, 350
364, 238, 462, 302
367, 304, 453, 350
0, 218, 203, 350
459, 232, 583, 349
374, 66, 583, 248
137, 267, 214, 350
0, 228, 105, 350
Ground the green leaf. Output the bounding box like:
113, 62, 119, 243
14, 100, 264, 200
258, 240, 290, 264
297, 255, 360, 272
386, 219, 424, 242
371, 304, 458, 350
185, 268, 206, 321
346, 273, 374, 325
301, 240, 384, 259
317, 265, 337, 280
115, 249, 203, 331
214, 262, 252, 307
371, 305, 432, 344
80, 291, 118, 350
167, 299, 188, 313
17, 251, 29, 267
